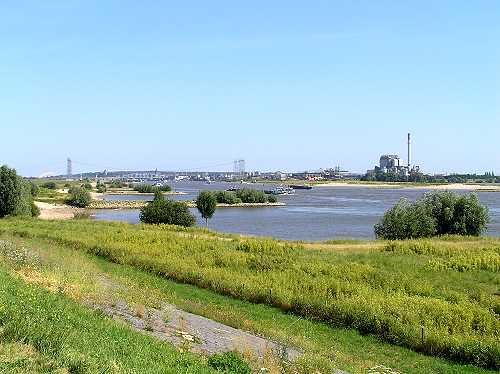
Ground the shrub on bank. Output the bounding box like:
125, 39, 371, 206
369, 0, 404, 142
134, 184, 172, 193
41, 181, 57, 190
375, 191, 489, 240
211, 189, 278, 204
140, 191, 195, 227
0, 165, 38, 218
66, 187, 91, 208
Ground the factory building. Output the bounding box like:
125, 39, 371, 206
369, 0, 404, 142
366, 133, 420, 177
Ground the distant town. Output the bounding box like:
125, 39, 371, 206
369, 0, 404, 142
41, 133, 498, 185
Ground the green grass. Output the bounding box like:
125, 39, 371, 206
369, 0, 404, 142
0, 233, 493, 373
0, 218, 498, 370
0, 264, 214, 373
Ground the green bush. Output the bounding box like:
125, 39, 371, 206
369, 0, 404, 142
196, 191, 217, 226
214, 191, 242, 204
66, 187, 92, 208
0, 165, 37, 218
267, 194, 278, 203
81, 183, 93, 190
42, 181, 57, 190
29, 181, 39, 197
30, 201, 40, 217
140, 191, 195, 227
236, 188, 267, 203
133, 184, 171, 193
375, 192, 489, 240
207, 352, 251, 374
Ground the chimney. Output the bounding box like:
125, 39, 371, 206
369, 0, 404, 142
407, 133, 411, 168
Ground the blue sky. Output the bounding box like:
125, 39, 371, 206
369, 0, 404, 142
1, 1, 499, 176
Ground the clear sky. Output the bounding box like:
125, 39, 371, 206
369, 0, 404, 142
1, 1, 499, 177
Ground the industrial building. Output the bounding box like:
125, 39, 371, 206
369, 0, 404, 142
367, 133, 420, 177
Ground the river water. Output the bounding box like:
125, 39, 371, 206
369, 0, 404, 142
93, 181, 500, 241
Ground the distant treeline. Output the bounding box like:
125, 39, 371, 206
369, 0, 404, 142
362, 171, 499, 183
210, 189, 277, 204
133, 184, 172, 193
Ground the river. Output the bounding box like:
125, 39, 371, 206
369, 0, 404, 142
92, 181, 500, 241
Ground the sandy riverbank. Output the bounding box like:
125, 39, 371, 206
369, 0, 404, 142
35, 202, 81, 220
314, 182, 500, 191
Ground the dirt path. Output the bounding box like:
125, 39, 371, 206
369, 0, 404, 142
100, 300, 301, 363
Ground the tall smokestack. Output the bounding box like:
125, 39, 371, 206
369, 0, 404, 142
407, 133, 411, 168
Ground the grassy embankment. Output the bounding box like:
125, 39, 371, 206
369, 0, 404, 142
0, 223, 495, 373
0, 266, 213, 373
0, 219, 498, 371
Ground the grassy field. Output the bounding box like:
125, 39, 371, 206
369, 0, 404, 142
0, 227, 494, 373
0, 265, 214, 373
0, 219, 498, 371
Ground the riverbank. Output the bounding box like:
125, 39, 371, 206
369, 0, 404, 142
315, 181, 500, 191
1, 218, 497, 372
35, 201, 81, 220
89, 200, 285, 209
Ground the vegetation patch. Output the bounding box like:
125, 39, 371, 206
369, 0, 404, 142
0, 219, 497, 369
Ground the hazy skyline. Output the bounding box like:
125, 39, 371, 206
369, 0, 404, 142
1, 1, 499, 177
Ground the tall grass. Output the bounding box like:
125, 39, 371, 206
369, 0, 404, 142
0, 266, 213, 373
1, 218, 498, 369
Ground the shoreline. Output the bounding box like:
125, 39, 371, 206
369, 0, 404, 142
314, 181, 500, 191
89, 200, 285, 209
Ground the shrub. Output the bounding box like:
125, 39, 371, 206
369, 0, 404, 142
30, 201, 40, 217
81, 183, 93, 190
267, 194, 278, 203
42, 181, 57, 190
236, 188, 267, 203
375, 191, 489, 240
96, 181, 106, 193
66, 187, 91, 208
375, 199, 436, 240
29, 181, 39, 197
0, 165, 24, 218
214, 191, 242, 204
207, 352, 251, 374
196, 191, 217, 226
140, 191, 195, 227
0, 165, 38, 218
133, 184, 171, 193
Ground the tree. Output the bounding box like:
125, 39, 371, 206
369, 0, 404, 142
42, 181, 57, 190
0, 165, 24, 218
0, 165, 38, 218
375, 191, 489, 240
196, 191, 217, 227
66, 187, 91, 208
375, 199, 436, 240
140, 190, 195, 227
29, 181, 39, 197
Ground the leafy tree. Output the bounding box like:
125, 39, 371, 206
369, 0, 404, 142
42, 181, 57, 190
267, 194, 278, 203
214, 191, 242, 204
29, 181, 39, 197
96, 180, 107, 193
375, 199, 436, 240
0, 165, 38, 218
375, 191, 489, 239
196, 191, 217, 226
0, 165, 23, 218
81, 183, 93, 190
66, 187, 92, 208
140, 190, 195, 227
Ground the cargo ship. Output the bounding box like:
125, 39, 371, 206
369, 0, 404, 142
288, 184, 313, 190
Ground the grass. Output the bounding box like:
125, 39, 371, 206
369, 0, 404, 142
0, 265, 214, 373
0, 232, 494, 373
0, 218, 498, 370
